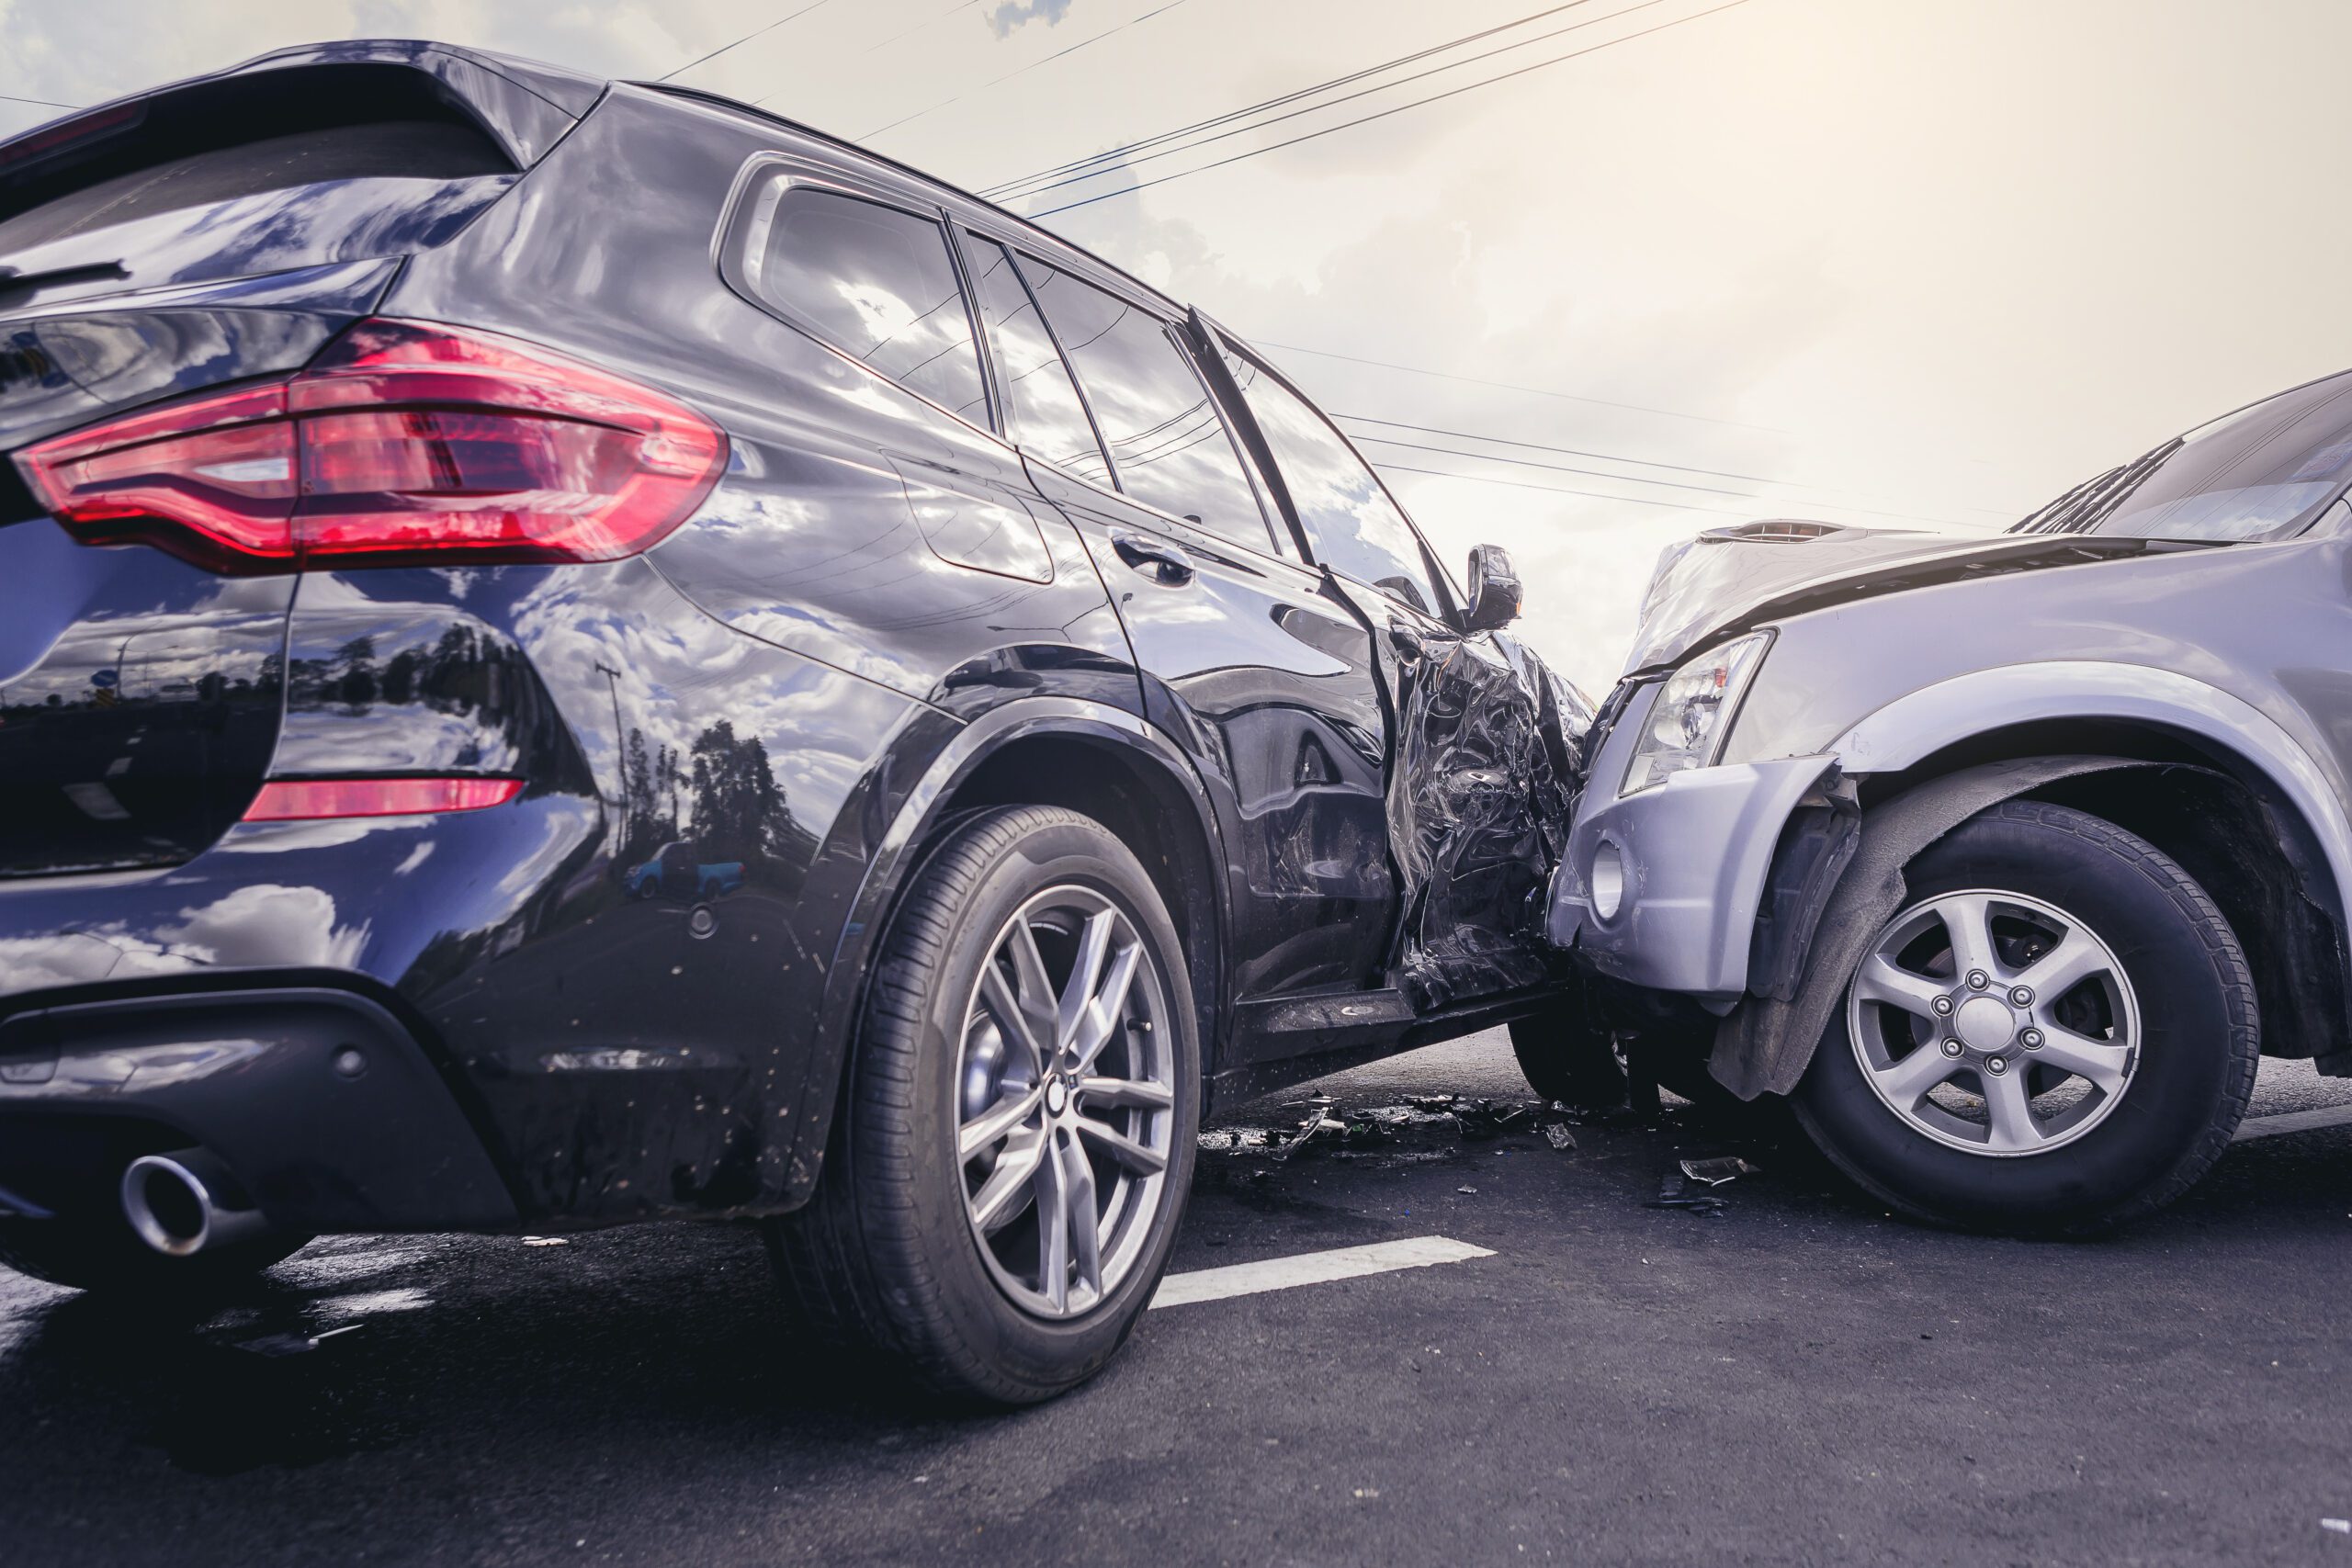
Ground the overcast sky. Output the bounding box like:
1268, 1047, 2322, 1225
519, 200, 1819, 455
3, 0, 2346, 690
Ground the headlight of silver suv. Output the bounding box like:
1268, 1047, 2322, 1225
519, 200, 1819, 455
1623, 631, 1771, 795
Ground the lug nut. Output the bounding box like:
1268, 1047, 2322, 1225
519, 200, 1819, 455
2021, 1028, 2044, 1050
1985, 1055, 2007, 1075
1966, 970, 1990, 991
2008, 985, 2034, 1007
1932, 996, 1954, 1016
1941, 1039, 1964, 1058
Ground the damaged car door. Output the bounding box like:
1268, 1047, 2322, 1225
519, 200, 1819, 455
1209, 334, 1576, 1011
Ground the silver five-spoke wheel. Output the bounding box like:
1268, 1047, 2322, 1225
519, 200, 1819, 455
1848, 887, 2140, 1156
956, 885, 1175, 1317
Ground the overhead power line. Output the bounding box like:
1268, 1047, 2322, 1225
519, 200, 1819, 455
997, 0, 1675, 205
1355, 435, 1998, 529
0, 90, 76, 110
852, 0, 1197, 135
1262, 338, 1781, 434
657, 0, 835, 84
1030, 0, 1754, 218
1337, 413, 2026, 518
980, 0, 1608, 200
1373, 461, 2000, 531
862, 0, 984, 55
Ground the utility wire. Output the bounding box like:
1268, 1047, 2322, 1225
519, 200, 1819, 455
657, 0, 835, 84
862, 0, 983, 55
1374, 461, 2000, 530
980, 0, 1605, 199
1337, 413, 2026, 517
1032, 0, 1752, 218
1263, 338, 1780, 434
852, 0, 1196, 134
998, 0, 1668, 204
1355, 435, 1996, 529
0, 91, 77, 110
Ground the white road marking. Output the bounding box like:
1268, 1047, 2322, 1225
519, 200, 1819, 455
1149, 1235, 1494, 1310
2233, 1103, 2352, 1142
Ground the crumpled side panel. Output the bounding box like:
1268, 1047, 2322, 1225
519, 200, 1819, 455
1390, 632, 1580, 1012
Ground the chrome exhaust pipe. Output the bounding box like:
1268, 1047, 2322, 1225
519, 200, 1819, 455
120, 1149, 270, 1258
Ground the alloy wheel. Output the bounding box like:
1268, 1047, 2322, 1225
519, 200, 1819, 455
1846, 888, 2141, 1156
955, 885, 1176, 1317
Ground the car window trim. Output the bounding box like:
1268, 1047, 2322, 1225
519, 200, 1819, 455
713, 151, 1001, 441
996, 247, 1281, 558
1209, 325, 1463, 622
995, 242, 1123, 491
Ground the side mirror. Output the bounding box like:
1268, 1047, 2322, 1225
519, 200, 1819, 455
1463, 544, 1521, 632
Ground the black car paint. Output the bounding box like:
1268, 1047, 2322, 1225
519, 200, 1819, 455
0, 51, 1581, 1234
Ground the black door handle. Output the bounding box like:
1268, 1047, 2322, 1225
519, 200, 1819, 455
1112, 531, 1195, 586
1388, 621, 1427, 661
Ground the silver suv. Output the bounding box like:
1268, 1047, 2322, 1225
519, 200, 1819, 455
1536, 370, 2352, 1231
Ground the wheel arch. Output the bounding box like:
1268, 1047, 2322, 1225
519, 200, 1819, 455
1720, 660, 2352, 1096
781, 698, 1228, 1208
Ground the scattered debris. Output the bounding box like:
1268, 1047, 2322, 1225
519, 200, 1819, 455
1679, 1156, 1762, 1187
1651, 1172, 1729, 1216
231, 1324, 366, 1359
521, 1235, 570, 1247
2325, 1518, 2351, 1536
1543, 1122, 1578, 1152
1456, 1185, 1479, 1195
1275, 1095, 1345, 1157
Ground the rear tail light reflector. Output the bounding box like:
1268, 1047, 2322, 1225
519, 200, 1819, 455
243, 777, 524, 822
14, 318, 726, 573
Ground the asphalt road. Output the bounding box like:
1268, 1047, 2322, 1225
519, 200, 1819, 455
6, 1031, 2352, 1567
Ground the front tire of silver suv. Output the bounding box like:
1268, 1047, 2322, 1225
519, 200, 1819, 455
1792, 799, 2258, 1234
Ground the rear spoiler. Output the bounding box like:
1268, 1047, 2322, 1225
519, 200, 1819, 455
0, 39, 605, 214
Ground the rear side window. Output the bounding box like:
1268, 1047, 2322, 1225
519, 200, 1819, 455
1018, 259, 1272, 551
751, 190, 989, 423
963, 235, 1112, 486
1221, 342, 1445, 615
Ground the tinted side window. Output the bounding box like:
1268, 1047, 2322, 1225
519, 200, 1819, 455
1018, 259, 1273, 551
963, 235, 1111, 485
1223, 344, 1443, 614
755, 189, 989, 423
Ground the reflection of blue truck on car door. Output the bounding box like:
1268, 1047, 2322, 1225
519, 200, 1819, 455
624, 840, 746, 902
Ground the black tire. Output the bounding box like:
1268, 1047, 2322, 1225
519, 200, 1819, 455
0, 1213, 308, 1298
766, 806, 1200, 1404
1792, 799, 2258, 1234
1508, 1000, 1627, 1111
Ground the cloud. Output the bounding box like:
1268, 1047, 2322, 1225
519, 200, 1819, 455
985, 0, 1073, 40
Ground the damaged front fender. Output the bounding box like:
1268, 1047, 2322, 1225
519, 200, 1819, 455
1707, 756, 2154, 1100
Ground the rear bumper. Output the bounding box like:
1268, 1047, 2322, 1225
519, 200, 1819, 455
1550, 682, 1837, 1001
0, 985, 515, 1234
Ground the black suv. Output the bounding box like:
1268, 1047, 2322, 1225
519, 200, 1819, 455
0, 42, 1586, 1401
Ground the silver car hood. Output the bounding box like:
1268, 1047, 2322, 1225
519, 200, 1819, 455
1623, 520, 2163, 673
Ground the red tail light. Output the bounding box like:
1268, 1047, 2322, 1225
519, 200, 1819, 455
243, 777, 524, 822
13, 319, 727, 573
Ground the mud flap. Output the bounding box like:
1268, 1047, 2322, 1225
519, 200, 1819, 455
1712, 756, 2152, 1099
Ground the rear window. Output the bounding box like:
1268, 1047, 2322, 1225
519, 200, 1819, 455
0, 68, 520, 309
0, 120, 509, 256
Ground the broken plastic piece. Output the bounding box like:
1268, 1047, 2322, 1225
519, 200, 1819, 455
1651, 1173, 1728, 1214
1679, 1156, 1761, 1187
231, 1324, 365, 1358
1543, 1122, 1577, 1151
